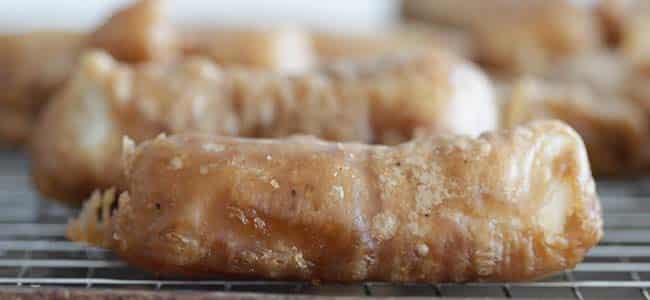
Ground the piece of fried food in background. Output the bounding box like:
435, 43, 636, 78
626, 73, 650, 131
542, 52, 631, 97
88, 0, 176, 63
0, 0, 321, 147
402, 0, 602, 75
31, 49, 497, 204
0, 32, 85, 146
68, 121, 602, 282
541, 52, 650, 174
501, 78, 649, 176
595, 0, 650, 69
475, 1, 602, 75
597, 0, 634, 45
402, 0, 493, 28
312, 22, 474, 64
180, 27, 315, 73
0, 0, 175, 147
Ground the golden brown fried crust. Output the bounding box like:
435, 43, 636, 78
402, 0, 602, 75
68, 121, 602, 282
501, 79, 650, 176
31, 49, 497, 204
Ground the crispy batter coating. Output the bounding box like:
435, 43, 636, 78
0, 0, 174, 146
68, 121, 602, 282
181, 27, 315, 73
402, 0, 602, 74
31, 49, 497, 204
501, 78, 649, 176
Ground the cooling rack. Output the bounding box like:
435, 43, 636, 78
2, 150, 650, 299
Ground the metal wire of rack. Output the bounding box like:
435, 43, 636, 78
2, 150, 650, 299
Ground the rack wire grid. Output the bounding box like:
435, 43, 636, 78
2, 150, 650, 299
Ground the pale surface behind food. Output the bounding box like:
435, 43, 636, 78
0, 0, 399, 33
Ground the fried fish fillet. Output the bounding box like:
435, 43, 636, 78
31, 49, 497, 204
502, 78, 649, 175
68, 120, 602, 282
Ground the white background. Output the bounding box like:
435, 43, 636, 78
0, 0, 399, 33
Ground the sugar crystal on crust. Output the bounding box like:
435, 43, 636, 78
372, 212, 398, 241
121, 136, 135, 159
169, 156, 183, 170
416, 243, 430, 257
331, 185, 345, 200
199, 165, 209, 175
270, 179, 280, 189
202, 143, 225, 152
